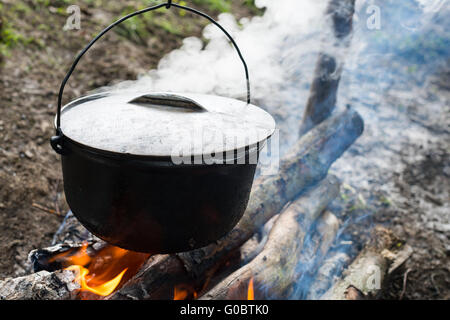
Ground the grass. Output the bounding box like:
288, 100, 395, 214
0, 0, 261, 58
0, 2, 49, 57
192, 0, 232, 12
0, 17, 33, 57
111, 0, 246, 46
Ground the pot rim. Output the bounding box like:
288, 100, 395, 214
57, 128, 270, 166
55, 92, 275, 164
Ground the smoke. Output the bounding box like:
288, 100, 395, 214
110, 0, 327, 99
103, 0, 449, 299
106, 0, 332, 152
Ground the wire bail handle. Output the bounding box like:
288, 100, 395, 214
54, 1, 251, 132
52, 1, 251, 154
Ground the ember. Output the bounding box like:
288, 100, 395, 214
174, 285, 198, 300
174, 286, 189, 300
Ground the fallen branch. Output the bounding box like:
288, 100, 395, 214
108, 108, 363, 300
299, 0, 356, 135
200, 178, 340, 300
321, 227, 413, 300
32, 202, 65, 218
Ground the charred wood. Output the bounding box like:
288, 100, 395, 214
0, 270, 79, 300
299, 0, 356, 135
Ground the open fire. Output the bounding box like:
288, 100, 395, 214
49, 242, 150, 299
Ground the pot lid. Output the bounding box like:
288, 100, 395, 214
59, 92, 276, 158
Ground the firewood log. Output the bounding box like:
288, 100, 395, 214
29, 217, 109, 274
321, 227, 413, 300
108, 108, 363, 300
299, 0, 356, 135
306, 251, 351, 300
200, 178, 340, 300
0, 270, 79, 300
285, 210, 341, 299
240, 213, 280, 265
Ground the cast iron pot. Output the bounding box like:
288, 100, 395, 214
50, 2, 275, 253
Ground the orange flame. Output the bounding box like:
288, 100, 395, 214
174, 287, 189, 300
247, 277, 254, 300
66, 265, 128, 296
51, 242, 150, 299
173, 285, 198, 300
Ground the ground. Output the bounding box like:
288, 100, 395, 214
0, 0, 448, 300
378, 72, 450, 299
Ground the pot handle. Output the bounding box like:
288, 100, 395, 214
51, 0, 251, 154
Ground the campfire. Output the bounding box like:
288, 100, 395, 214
0, 107, 410, 300
0, 0, 421, 301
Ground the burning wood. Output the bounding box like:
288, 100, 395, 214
29, 235, 149, 299
240, 214, 280, 265
200, 178, 340, 300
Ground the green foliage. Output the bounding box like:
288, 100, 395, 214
155, 18, 183, 35
0, 20, 30, 57
114, 7, 153, 46
0, 2, 43, 57
0, 0, 262, 57
192, 0, 232, 13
